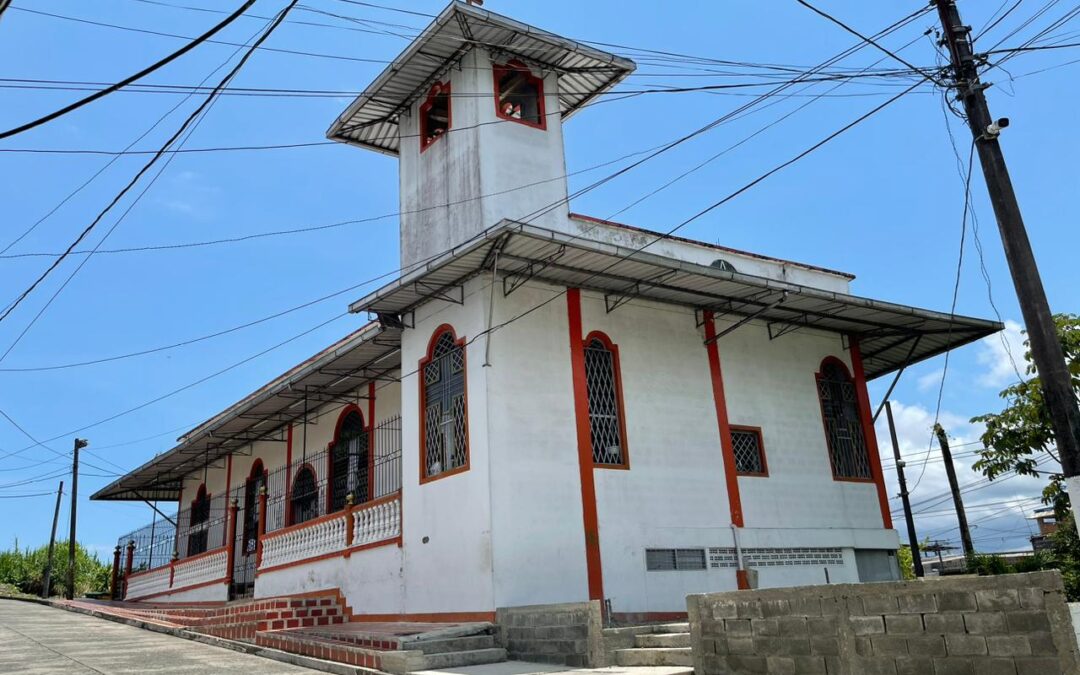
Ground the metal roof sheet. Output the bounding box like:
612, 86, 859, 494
349, 219, 1001, 381
91, 322, 402, 502
326, 1, 636, 155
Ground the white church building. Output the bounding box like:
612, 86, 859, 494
93, 1, 1000, 623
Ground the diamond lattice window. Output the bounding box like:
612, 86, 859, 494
422, 330, 468, 479
731, 427, 767, 476
584, 336, 627, 466
817, 360, 872, 480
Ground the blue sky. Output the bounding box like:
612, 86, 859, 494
0, 1, 1077, 563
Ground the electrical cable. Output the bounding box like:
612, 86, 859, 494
1, 7, 929, 479
0, 0, 301, 332
0, 0, 256, 140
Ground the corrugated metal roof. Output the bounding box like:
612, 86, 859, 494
90, 322, 402, 502
349, 219, 1002, 381
326, 1, 636, 155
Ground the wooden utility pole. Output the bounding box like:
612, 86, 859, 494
41, 481, 64, 598
66, 438, 88, 600
934, 1, 1080, 520
886, 402, 923, 577
935, 424, 974, 559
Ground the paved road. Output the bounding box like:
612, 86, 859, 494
0, 599, 320, 674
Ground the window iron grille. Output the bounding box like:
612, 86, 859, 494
731, 427, 766, 475
584, 338, 624, 466
423, 332, 468, 478
818, 361, 872, 479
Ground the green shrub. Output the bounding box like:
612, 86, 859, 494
0, 541, 111, 597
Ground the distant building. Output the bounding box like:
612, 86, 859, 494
1030, 505, 1059, 552
92, 2, 1000, 619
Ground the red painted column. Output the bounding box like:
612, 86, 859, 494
110, 545, 121, 600
566, 289, 604, 601
225, 499, 239, 586
223, 454, 233, 547
123, 540, 135, 600
703, 312, 750, 590
255, 488, 268, 568
848, 336, 893, 530
367, 381, 376, 501
703, 311, 745, 528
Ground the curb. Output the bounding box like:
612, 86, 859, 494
18, 597, 388, 675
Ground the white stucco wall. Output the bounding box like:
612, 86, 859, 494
157, 581, 229, 603
398, 49, 570, 270
255, 544, 404, 614
569, 215, 852, 294
474, 281, 894, 614
397, 276, 496, 614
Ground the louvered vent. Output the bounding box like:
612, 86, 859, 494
646, 548, 706, 571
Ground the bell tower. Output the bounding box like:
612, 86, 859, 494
327, 1, 635, 270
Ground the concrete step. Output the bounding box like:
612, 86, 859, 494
411, 634, 496, 654
635, 632, 691, 648
420, 647, 507, 670
650, 622, 690, 634
614, 647, 694, 667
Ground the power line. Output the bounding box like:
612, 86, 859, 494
0, 0, 256, 140
0, 1, 301, 333
0, 7, 928, 476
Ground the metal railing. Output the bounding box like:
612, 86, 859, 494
112, 414, 402, 595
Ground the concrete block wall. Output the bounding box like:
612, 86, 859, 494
687, 570, 1079, 675
495, 601, 604, 668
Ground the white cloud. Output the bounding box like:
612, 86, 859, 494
916, 368, 944, 392
976, 320, 1026, 389
875, 400, 1051, 554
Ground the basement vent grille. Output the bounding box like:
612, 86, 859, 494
645, 548, 707, 571
707, 547, 844, 568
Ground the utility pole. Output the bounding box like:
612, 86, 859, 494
935, 424, 974, 559
886, 402, 923, 577
41, 480, 64, 598
0, 0, 12, 24
934, 1, 1080, 523
66, 438, 88, 600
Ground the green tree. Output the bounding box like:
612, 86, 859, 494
971, 313, 1080, 510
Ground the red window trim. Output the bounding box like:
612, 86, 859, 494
326, 404, 365, 514
492, 60, 546, 130
582, 330, 630, 470
288, 463, 319, 527
419, 81, 451, 152
242, 459, 267, 557
730, 425, 769, 477
814, 356, 875, 484
189, 484, 210, 526
418, 324, 471, 485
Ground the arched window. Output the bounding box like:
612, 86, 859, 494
816, 358, 872, 480
329, 408, 368, 511
583, 333, 629, 467
290, 466, 319, 526
420, 82, 451, 151
187, 485, 210, 556
242, 461, 266, 555
420, 326, 469, 481
493, 60, 545, 129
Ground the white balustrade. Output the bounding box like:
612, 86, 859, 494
260, 513, 347, 569
353, 496, 401, 547
171, 549, 227, 591
124, 565, 171, 600
258, 496, 402, 571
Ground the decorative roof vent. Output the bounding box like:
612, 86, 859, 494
711, 258, 737, 273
